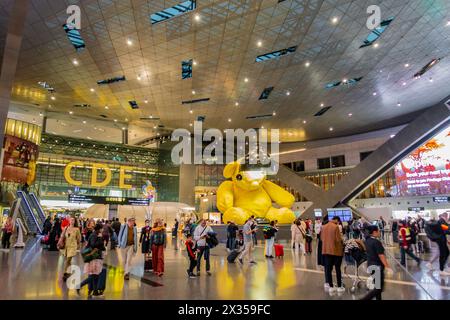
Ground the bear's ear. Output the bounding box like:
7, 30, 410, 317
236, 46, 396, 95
223, 162, 240, 179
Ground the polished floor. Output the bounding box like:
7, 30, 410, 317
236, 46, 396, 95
0, 237, 449, 300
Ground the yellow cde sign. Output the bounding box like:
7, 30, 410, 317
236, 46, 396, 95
64, 161, 134, 189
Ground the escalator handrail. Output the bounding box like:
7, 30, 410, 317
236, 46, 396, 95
17, 191, 42, 234
29, 193, 46, 222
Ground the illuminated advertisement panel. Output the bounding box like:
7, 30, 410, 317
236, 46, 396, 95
392, 125, 450, 196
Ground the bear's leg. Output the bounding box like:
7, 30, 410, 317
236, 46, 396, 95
265, 207, 296, 224
223, 207, 251, 225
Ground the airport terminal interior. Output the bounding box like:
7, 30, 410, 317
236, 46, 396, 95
0, 0, 450, 301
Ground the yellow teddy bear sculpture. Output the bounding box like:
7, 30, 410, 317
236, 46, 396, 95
216, 161, 296, 225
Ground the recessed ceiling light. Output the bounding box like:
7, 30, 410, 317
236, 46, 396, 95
72, 59, 79, 65
404, 63, 410, 68
342, 78, 348, 83
153, 126, 157, 129
192, 90, 196, 95
189, 123, 193, 127
390, 134, 396, 138
429, 78, 433, 82
302, 120, 307, 124
144, 100, 148, 104
69, 111, 73, 115
348, 113, 353, 117
447, 21, 450, 26
114, 119, 118, 122
305, 61, 310, 67
157, 133, 160, 136
122, 127, 126, 130
331, 17, 339, 24
82, 120, 87, 124
194, 14, 200, 21
125, 118, 128, 121
320, 103, 324, 107
373, 92, 377, 96
286, 91, 291, 96
397, 102, 401, 107
149, 115, 153, 119
105, 106, 109, 109
329, 127, 334, 131
257, 41, 262, 47
373, 43, 379, 48
402, 82, 407, 86
90, 88, 95, 92
50, 96, 56, 100
189, 109, 193, 114
228, 118, 232, 122
261, 126, 264, 129
244, 78, 249, 83
127, 39, 133, 46
235, 102, 239, 106
137, 75, 141, 81
193, 60, 197, 66
272, 111, 276, 116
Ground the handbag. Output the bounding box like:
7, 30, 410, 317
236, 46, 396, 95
81, 247, 100, 263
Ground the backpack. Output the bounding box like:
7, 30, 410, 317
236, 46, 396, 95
425, 221, 442, 242
152, 231, 165, 245
263, 227, 274, 239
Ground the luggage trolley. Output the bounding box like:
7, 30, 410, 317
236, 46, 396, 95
343, 239, 367, 293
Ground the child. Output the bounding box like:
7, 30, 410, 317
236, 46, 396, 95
185, 234, 197, 278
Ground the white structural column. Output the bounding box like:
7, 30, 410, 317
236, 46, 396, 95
0, 0, 30, 148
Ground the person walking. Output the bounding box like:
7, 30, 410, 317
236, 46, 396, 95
102, 220, 113, 249
185, 233, 197, 278
140, 219, 152, 268
77, 224, 105, 298
398, 220, 421, 267
151, 219, 166, 277
193, 219, 213, 275
111, 218, 121, 249
172, 219, 179, 239
226, 221, 239, 251
118, 217, 138, 280
426, 213, 450, 276
292, 219, 306, 255
361, 225, 391, 300
321, 216, 345, 294
1, 217, 13, 249
61, 217, 81, 281
263, 221, 277, 258
238, 217, 257, 265
48, 217, 62, 251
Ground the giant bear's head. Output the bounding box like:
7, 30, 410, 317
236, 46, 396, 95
223, 161, 266, 191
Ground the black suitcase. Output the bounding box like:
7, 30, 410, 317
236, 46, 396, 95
227, 250, 239, 263
417, 240, 424, 254
144, 258, 153, 272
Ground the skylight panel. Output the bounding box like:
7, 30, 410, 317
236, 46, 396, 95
246, 114, 273, 120
129, 101, 139, 109
325, 77, 363, 89
63, 24, 85, 51
259, 87, 274, 100
314, 106, 332, 117
255, 46, 297, 62
150, 0, 197, 25
97, 76, 126, 85
414, 58, 441, 78
360, 17, 394, 48
182, 98, 210, 104
182, 59, 193, 79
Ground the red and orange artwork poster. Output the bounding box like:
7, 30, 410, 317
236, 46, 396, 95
1, 135, 39, 184
392, 126, 450, 197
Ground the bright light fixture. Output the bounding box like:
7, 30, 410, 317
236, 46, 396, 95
192, 90, 196, 95
272, 111, 276, 116
373, 92, 377, 96
257, 41, 262, 47
329, 127, 334, 131
51, 96, 56, 100
404, 63, 410, 68
90, 88, 95, 92
82, 120, 87, 124
305, 61, 310, 67
286, 91, 291, 96
373, 43, 379, 48
397, 102, 401, 107
348, 113, 353, 117
332, 17, 339, 24
105, 106, 109, 109
244, 78, 249, 82
144, 100, 148, 104
235, 102, 239, 106
189, 109, 193, 114
320, 103, 324, 107
194, 14, 200, 21
228, 118, 232, 122
73, 59, 79, 65
69, 111, 73, 115
127, 39, 133, 46
114, 119, 118, 122
303, 120, 307, 124
137, 75, 141, 81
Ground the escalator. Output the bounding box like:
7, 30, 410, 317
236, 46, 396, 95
16, 191, 43, 235
28, 192, 46, 223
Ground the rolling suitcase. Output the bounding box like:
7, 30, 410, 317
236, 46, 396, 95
227, 249, 240, 263
274, 244, 284, 258
417, 240, 424, 254
144, 256, 153, 272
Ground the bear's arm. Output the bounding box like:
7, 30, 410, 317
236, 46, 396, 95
216, 181, 234, 213
262, 180, 295, 208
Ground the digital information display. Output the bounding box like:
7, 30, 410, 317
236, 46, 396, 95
433, 196, 450, 203
393, 125, 450, 197
68, 194, 149, 206
327, 208, 353, 222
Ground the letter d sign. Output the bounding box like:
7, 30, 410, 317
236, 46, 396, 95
67, 5, 81, 30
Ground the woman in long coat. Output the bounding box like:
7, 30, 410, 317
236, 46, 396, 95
61, 217, 81, 281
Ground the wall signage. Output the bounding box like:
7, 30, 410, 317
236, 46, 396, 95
68, 194, 149, 206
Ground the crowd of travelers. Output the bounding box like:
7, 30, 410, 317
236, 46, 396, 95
2, 209, 449, 300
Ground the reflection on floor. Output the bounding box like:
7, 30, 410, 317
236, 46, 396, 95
0, 237, 449, 300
